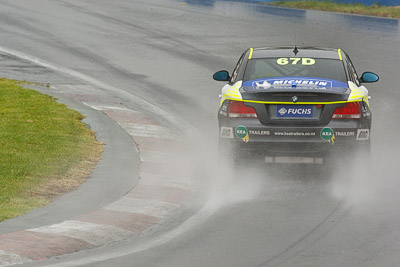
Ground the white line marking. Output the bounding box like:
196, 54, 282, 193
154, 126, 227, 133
105, 197, 179, 218
123, 123, 175, 139
27, 221, 133, 247
139, 150, 170, 163
0, 45, 196, 134
82, 103, 133, 112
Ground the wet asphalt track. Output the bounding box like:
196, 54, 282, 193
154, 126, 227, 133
1, 0, 400, 266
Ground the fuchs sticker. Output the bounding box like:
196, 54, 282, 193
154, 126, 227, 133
235, 125, 249, 143
220, 127, 233, 139
320, 127, 335, 144
357, 129, 370, 140
277, 105, 313, 117
278, 107, 288, 116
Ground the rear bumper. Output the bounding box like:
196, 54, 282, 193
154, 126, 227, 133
219, 117, 371, 158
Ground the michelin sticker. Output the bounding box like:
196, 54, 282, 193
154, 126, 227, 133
320, 127, 335, 144
251, 78, 333, 90
356, 129, 370, 140
270, 79, 331, 87
254, 80, 272, 89
235, 125, 249, 143
243, 77, 349, 91
221, 127, 234, 139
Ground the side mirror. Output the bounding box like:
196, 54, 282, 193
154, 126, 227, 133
213, 70, 230, 81
360, 72, 379, 83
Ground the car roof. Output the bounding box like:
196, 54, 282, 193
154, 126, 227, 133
251, 46, 342, 60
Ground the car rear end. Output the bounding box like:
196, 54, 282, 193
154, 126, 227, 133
218, 94, 371, 164
217, 48, 374, 164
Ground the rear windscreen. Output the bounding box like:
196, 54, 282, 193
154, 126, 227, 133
243, 58, 347, 82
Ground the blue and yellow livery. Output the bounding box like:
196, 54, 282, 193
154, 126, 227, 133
213, 46, 379, 164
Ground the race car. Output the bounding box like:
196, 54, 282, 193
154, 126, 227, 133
213, 46, 379, 164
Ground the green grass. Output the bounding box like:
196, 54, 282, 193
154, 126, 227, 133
266, 1, 400, 18
0, 78, 102, 221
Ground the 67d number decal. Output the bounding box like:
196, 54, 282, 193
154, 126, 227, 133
277, 58, 316, 66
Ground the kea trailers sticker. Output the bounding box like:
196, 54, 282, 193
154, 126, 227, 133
335, 131, 355, 137
235, 125, 249, 143
249, 130, 270, 136
320, 127, 335, 144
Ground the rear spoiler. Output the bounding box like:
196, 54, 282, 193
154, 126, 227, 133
240, 86, 350, 95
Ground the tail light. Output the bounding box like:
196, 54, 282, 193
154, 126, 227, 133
332, 102, 361, 119
228, 101, 257, 118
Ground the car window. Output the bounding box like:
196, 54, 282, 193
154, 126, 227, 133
345, 55, 360, 86
243, 58, 347, 83
230, 53, 245, 83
